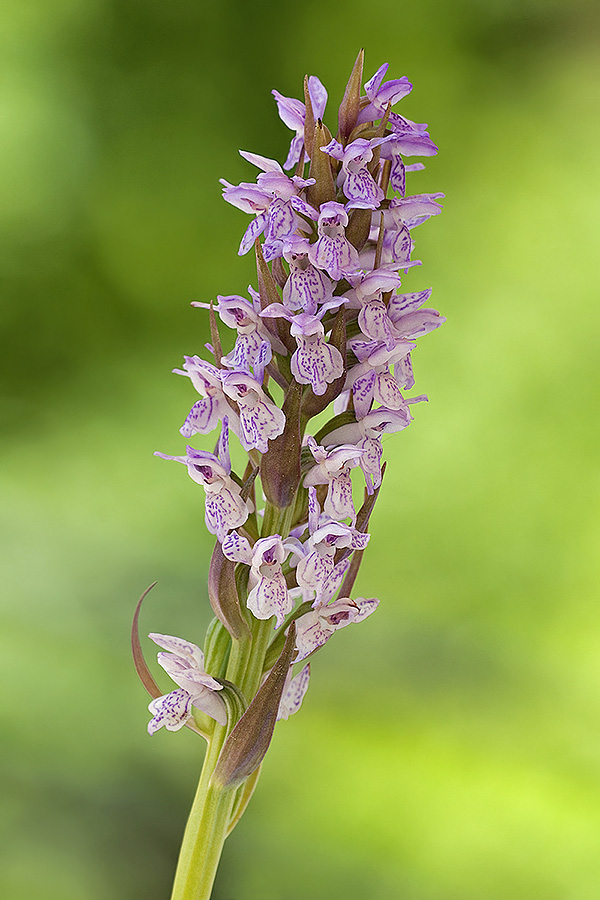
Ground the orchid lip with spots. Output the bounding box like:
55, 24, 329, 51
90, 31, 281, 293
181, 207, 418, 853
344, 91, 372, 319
135, 50, 444, 900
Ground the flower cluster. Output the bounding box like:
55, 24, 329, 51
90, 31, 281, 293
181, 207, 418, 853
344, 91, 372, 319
147, 54, 444, 737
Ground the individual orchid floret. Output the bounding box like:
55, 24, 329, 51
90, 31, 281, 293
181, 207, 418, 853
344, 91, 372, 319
344, 268, 403, 350
174, 356, 237, 439
360, 217, 420, 271
295, 489, 370, 599
379, 121, 438, 197
321, 136, 393, 209
386, 193, 444, 230
277, 664, 310, 721
346, 338, 414, 418
294, 594, 378, 660
293, 560, 379, 660
221, 369, 286, 453
154, 432, 250, 542
260, 304, 344, 396
222, 532, 298, 626
272, 75, 328, 170
192, 294, 274, 375
147, 633, 227, 734
357, 63, 413, 125
221, 154, 314, 258
323, 406, 414, 493
282, 247, 334, 314
387, 288, 446, 355
307, 201, 361, 281
304, 437, 364, 523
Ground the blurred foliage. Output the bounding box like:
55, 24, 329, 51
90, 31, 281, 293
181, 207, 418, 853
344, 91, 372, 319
1, 0, 600, 898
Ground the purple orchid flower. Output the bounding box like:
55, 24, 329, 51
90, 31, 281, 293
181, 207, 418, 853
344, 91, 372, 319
277, 664, 310, 721
303, 437, 364, 523
323, 406, 415, 493
260, 303, 344, 396
272, 75, 328, 170
146, 633, 227, 734
282, 247, 334, 314
307, 201, 361, 281
293, 559, 379, 660
321, 135, 393, 209
221, 152, 314, 257
357, 63, 413, 125
222, 532, 298, 627
346, 339, 414, 418
174, 355, 238, 439
295, 488, 370, 599
344, 268, 403, 350
154, 424, 250, 541
192, 293, 275, 375
220, 369, 286, 453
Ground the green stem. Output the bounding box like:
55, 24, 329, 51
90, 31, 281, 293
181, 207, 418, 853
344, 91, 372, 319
169, 725, 235, 900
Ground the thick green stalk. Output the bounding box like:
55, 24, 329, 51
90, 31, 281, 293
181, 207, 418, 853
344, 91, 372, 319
169, 724, 235, 900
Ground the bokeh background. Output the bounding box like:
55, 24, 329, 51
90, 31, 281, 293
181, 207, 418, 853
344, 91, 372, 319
2, 0, 599, 898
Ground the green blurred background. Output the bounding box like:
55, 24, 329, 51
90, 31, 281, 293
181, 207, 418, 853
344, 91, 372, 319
1, 0, 599, 898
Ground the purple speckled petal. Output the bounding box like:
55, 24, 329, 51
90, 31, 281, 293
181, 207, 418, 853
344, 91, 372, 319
204, 487, 249, 543
247, 573, 293, 627
238, 399, 286, 453
222, 531, 253, 564
343, 169, 384, 209
148, 689, 191, 735
265, 199, 295, 242
239, 212, 268, 256
325, 470, 356, 522
308, 486, 320, 534
289, 194, 319, 220
319, 557, 351, 605
388, 288, 433, 316
296, 551, 335, 599
374, 372, 405, 410
283, 259, 333, 313
308, 234, 360, 281
350, 370, 376, 418
389, 154, 406, 196
386, 223, 412, 264
358, 298, 397, 349
358, 436, 384, 494
277, 664, 310, 721
291, 335, 344, 396
180, 397, 219, 438
294, 611, 335, 659
395, 353, 414, 390
353, 597, 380, 622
